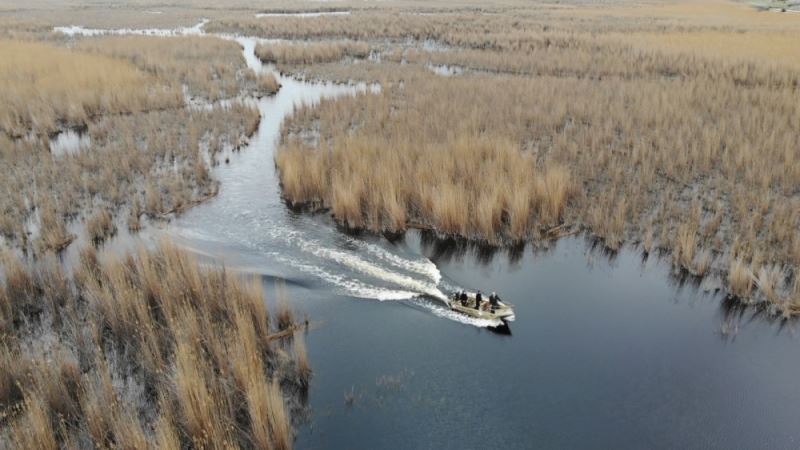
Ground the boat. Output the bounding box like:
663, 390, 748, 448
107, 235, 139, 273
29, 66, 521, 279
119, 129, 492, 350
448, 291, 515, 322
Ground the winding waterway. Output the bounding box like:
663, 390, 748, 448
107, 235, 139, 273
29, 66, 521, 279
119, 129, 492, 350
57, 21, 800, 449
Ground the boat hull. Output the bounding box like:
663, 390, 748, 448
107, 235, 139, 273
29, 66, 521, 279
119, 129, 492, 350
448, 294, 514, 321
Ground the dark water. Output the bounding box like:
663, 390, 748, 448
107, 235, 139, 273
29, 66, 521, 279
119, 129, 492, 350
291, 234, 800, 449
59, 23, 800, 450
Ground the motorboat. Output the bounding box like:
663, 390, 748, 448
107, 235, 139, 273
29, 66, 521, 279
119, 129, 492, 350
448, 291, 515, 321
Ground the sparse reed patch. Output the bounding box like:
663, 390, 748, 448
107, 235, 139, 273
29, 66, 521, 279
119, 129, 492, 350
729, 257, 754, 298
86, 209, 116, 243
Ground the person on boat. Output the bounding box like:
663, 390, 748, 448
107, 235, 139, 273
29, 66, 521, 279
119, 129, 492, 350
489, 292, 499, 307
459, 290, 468, 306
475, 291, 482, 310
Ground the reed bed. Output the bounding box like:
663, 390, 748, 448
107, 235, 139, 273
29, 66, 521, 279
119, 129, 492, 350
398, 44, 800, 89
255, 40, 370, 65
277, 74, 577, 243
256, 72, 281, 96
0, 39, 179, 137
207, 12, 531, 44
273, 2, 800, 312
76, 35, 256, 101
0, 243, 305, 449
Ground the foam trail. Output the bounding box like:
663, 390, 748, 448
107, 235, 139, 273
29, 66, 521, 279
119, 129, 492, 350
270, 254, 417, 300
275, 253, 499, 327
281, 217, 441, 283
256, 223, 446, 299
344, 238, 441, 284
298, 243, 446, 300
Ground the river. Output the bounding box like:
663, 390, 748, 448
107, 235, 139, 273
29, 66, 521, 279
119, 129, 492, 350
56, 22, 800, 449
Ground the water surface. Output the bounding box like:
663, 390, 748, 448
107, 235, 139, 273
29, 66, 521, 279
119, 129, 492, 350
56, 21, 800, 450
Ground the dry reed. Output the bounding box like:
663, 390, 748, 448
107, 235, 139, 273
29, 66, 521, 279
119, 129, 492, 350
85, 209, 116, 243
0, 243, 304, 448
255, 40, 369, 65
0, 39, 180, 137
267, 0, 800, 311
76, 35, 254, 101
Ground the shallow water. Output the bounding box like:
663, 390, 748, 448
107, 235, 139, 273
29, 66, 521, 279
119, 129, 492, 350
49, 129, 91, 156
427, 63, 464, 77
54, 20, 207, 37
55, 21, 800, 449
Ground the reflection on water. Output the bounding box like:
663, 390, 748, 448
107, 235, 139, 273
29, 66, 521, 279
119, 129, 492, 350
292, 234, 800, 449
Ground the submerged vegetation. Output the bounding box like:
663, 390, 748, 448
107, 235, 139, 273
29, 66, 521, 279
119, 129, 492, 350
0, 243, 307, 448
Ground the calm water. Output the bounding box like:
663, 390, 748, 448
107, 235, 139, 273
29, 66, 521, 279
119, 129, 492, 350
290, 234, 800, 449
59, 22, 800, 449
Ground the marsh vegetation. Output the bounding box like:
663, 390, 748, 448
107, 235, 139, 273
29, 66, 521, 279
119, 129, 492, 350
0, 33, 264, 256
255, 40, 370, 66
1, 0, 799, 447
0, 243, 307, 448
259, 0, 800, 313
0, 12, 309, 447
0, 39, 178, 138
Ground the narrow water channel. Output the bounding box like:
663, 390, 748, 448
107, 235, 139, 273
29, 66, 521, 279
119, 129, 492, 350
56, 22, 800, 449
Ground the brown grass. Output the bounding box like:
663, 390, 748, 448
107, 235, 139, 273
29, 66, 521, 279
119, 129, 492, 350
85, 208, 116, 243
256, 72, 280, 96
275, 282, 296, 331
265, 0, 800, 311
76, 35, 255, 101
255, 40, 369, 65
0, 243, 304, 448
0, 39, 180, 137
34, 198, 76, 254
293, 333, 311, 388
277, 79, 577, 242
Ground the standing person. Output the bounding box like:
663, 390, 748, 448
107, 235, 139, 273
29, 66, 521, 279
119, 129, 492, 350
475, 291, 482, 310
460, 290, 468, 306
489, 292, 499, 312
